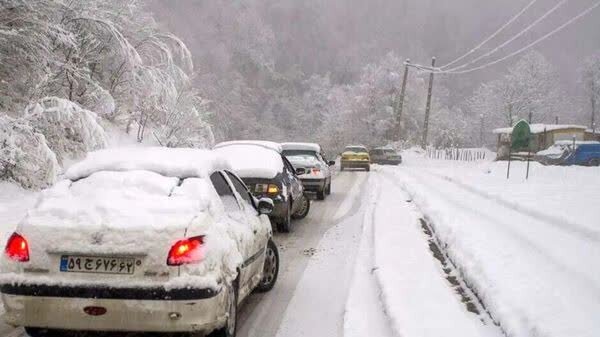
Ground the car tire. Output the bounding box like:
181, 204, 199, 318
366, 165, 371, 172
24, 328, 57, 337
255, 239, 280, 293
316, 189, 325, 200
292, 194, 310, 219
277, 200, 292, 233
210, 277, 239, 337
588, 158, 600, 166
325, 181, 331, 195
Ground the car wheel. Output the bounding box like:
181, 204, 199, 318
589, 158, 600, 166
325, 181, 332, 195
316, 189, 325, 200
292, 194, 311, 219
211, 278, 239, 337
24, 328, 55, 337
277, 200, 292, 233
366, 165, 371, 172
256, 239, 280, 293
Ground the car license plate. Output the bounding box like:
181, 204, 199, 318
60, 255, 136, 275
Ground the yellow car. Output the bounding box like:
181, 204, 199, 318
340, 145, 371, 171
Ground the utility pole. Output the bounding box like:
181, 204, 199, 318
395, 59, 410, 141
421, 57, 436, 148
479, 114, 484, 147
591, 80, 596, 132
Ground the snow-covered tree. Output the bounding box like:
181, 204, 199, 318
24, 97, 107, 165
0, 116, 59, 189
469, 51, 562, 128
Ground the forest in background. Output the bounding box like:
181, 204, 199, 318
2, 0, 600, 189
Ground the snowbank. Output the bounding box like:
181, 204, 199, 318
386, 152, 600, 337
0, 182, 38, 242
0, 116, 59, 189
25, 97, 108, 165
213, 143, 284, 179
365, 171, 500, 337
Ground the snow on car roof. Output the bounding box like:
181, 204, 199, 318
492, 124, 587, 135
213, 144, 284, 179
214, 140, 282, 153
281, 142, 321, 153
65, 147, 230, 181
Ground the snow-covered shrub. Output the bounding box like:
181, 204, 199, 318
0, 116, 59, 189
24, 97, 108, 165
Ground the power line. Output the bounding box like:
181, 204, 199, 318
444, 0, 569, 73
439, 0, 600, 75
439, 0, 540, 70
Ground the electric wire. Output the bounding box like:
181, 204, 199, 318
439, 0, 600, 75
444, 0, 569, 73
439, 0, 540, 70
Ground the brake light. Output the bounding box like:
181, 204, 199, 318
267, 184, 279, 194
5, 233, 29, 262
167, 236, 205, 266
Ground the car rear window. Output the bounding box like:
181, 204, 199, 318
345, 146, 367, 152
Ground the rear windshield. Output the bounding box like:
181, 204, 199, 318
345, 146, 367, 153
283, 149, 318, 157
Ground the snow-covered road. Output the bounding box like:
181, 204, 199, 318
5, 157, 592, 337
238, 168, 502, 337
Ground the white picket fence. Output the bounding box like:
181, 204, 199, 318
426, 147, 489, 162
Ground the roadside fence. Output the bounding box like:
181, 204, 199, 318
426, 147, 488, 162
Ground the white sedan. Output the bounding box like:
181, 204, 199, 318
0, 147, 280, 337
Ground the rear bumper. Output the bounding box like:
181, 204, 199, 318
300, 178, 326, 192
1, 284, 226, 333
373, 159, 401, 165
341, 160, 370, 168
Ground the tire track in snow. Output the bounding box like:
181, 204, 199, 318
381, 166, 600, 337
425, 170, 600, 244
383, 167, 600, 296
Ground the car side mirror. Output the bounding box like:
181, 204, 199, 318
257, 198, 274, 215
328, 160, 336, 166
295, 167, 306, 175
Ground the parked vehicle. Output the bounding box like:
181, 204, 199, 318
281, 142, 335, 200
0, 147, 280, 337
370, 147, 402, 165
340, 145, 371, 171
214, 141, 310, 232
535, 141, 600, 166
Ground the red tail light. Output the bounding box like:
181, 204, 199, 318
5, 233, 29, 262
167, 236, 204, 266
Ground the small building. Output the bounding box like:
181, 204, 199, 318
585, 129, 600, 141
493, 124, 587, 160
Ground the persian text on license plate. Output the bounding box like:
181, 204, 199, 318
60, 255, 137, 275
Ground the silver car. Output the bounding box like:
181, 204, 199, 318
281, 142, 335, 200
370, 147, 402, 165
0, 147, 280, 337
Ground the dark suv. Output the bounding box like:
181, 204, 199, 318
214, 141, 310, 232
